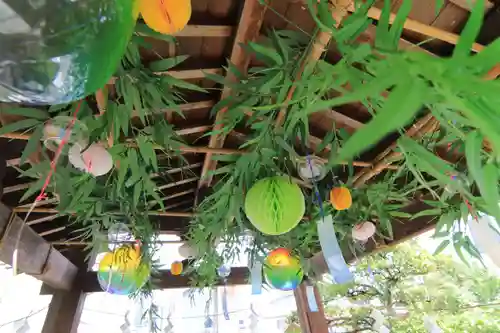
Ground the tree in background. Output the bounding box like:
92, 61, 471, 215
318, 241, 500, 332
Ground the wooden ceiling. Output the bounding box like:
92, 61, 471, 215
0, 0, 497, 250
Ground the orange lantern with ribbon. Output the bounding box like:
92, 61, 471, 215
171, 261, 183, 276
330, 187, 352, 210
140, 0, 192, 35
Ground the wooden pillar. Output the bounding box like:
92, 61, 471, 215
0, 203, 77, 289
42, 250, 87, 333
294, 284, 329, 333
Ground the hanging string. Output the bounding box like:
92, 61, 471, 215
12, 101, 84, 275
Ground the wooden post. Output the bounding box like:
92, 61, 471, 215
294, 284, 329, 333
42, 250, 87, 333
0, 203, 77, 290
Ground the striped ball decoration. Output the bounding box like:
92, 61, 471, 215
140, 0, 192, 35
263, 248, 303, 291
171, 261, 183, 276
330, 186, 352, 210
244, 177, 305, 235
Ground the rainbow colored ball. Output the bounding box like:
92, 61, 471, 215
97, 251, 150, 295
263, 248, 303, 291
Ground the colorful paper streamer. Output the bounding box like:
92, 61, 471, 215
305, 285, 319, 312
250, 261, 263, 295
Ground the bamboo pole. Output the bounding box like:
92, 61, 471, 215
349, 5, 485, 52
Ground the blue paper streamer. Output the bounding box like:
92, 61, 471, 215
222, 285, 230, 320
306, 155, 353, 284
250, 261, 262, 295
305, 286, 319, 312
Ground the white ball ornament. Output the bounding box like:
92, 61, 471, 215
352, 222, 376, 241
178, 242, 197, 259
69, 143, 113, 176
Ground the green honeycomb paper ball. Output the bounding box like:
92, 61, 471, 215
244, 176, 305, 235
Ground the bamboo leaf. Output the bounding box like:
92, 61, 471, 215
465, 131, 485, 192
149, 55, 189, 72
389, 0, 412, 50
411, 208, 441, 220
481, 162, 500, 221
245, 42, 283, 66
0, 119, 41, 136
388, 211, 412, 218
452, 0, 484, 61
433, 239, 450, 255
333, 79, 424, 164
20, 125, 43, 164
0, 107, 50, 120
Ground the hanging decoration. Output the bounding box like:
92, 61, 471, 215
43, 116, 89, 153
305, 155, 353, 284
352, 222, 376, 242
97, 245, 150, 295
468, 214, 500, 268
170, 261, 183, 275
244, 176, 305, 235
178, 242, 198, 259
0, 0, 138, 104
217, 264, 231, 320
140, 0, 192, 35
295, 155, 327, 183
250, 261, 263, 295
305, 285, 319, 312
69, 143, 113, 176
263, 248, 303, 291
424, 316, 443, 333
108, 222, 133, 251
329, 186, 352, 210
370, 309, 385, 331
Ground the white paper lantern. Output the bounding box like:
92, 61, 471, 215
69, 143, 113, 176
468, 215, 500, 269
178, 242, 197, 259
352, 222, 376, 241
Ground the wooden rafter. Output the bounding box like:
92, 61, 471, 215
199, 0, 268, 187
108, 68, 222, 85
137, 25, 233, 38
13, 207, 194, 217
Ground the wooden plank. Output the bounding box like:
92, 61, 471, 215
42, 288, 86, 333
199, 0, 268, 187
79, 267, 250, 293
108, 68, 222, 84
0, 203, 77, 290
176, 125, 212, 136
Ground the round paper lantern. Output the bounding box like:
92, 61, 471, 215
140, 0, 192, 35
244, 177, 305, 235
0, 0, 138, 104
295, 156, 326, 182
330, 187, 352, 210
97, 247, 150, 295
178, 242, 197, 259
263, 248, 303, 291
69, 143, 113, 176
352, 222, 376, 241
171, 261, 183, 275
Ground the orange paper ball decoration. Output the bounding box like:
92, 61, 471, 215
140, 0, 192, 35
171, 261, 183, 276
330, 187, 352, 210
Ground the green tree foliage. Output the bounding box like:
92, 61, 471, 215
318, 242, 500, 332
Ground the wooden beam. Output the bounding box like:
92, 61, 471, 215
0, 203, 77, 290
294, 284, 329, 333
176, 125, 211, 136
449, 0, 493, 12
78, 267, 250, 293
13, 206, 195, 217
200, 0, 268, 187
109, 69, 222, 85
42, 250, 87, 333
157, 176, 199, 190
137, 25, 233, 38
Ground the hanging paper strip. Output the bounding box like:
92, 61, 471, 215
250, 261, 263, 295
305, 285, 319, 312
379, 325, 391, 333
222, 285, 230, 320
317, 215, 353, 284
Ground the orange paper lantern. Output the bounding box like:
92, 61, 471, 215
330, 187, 352, 210
140, 0, 192, 35
171, 261, 183, 275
